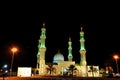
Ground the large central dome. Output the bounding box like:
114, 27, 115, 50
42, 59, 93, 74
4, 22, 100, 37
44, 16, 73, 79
53, 51, 64, 63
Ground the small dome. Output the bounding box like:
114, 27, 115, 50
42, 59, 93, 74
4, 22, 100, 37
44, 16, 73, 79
53, 51, 64, 63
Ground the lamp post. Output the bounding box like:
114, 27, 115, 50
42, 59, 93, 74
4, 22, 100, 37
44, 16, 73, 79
10, 47, 18, 76
113, 55, 119, 74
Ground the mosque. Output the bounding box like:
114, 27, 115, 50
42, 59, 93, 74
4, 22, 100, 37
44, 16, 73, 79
34, 23, 100, 77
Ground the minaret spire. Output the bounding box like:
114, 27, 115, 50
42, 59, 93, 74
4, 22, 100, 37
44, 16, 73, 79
40, 22, 46, 48
81, 27, 83, 31
80, 26, 85, 50
79, 26, 87, 66
43, 22, 45, 27
68, 37, 73, 61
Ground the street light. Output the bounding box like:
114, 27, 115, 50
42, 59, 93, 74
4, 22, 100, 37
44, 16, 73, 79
113, 55, 119, 74
10, 47, 18, 75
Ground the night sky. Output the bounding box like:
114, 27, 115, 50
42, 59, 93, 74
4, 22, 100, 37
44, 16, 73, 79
0, 2, 120, 71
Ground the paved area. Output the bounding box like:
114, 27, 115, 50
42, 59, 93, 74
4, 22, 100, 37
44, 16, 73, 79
0, 76, 120, 80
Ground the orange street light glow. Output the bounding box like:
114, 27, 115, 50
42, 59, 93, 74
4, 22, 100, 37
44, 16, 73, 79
113, 55, 119, 60
11, 47, 18, 53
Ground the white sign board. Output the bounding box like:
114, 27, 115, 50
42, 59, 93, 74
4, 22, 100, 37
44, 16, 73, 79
17, 67, 32, 77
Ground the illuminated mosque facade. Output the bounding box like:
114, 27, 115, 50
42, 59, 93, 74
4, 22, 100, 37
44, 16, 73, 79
35, 23, 99, 77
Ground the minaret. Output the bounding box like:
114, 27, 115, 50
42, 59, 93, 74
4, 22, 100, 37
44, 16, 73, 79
79, 27, 87, 66
37, 22, 46, 75
36, 40, 41, 68
68, 37, 73, 61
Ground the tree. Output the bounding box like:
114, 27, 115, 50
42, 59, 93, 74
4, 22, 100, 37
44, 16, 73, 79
68, 65, 77, 76
99, 68, 105, 74
99, 68, 106, 77
89, 65, 94, 77
93, 67, 99, 76
46, 63, 56, 75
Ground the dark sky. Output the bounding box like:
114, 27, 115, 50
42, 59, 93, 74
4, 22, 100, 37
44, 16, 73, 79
0, 2, 120, 71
